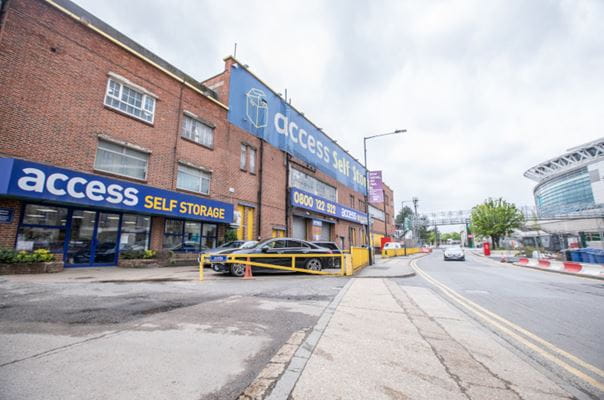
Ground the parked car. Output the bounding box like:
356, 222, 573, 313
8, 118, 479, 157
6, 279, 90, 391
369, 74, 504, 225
216, 238, 334, 277
443, 246, 465, 261
311, 241, 343, 268
383, 242, 402, 250
204, 240, 258, 268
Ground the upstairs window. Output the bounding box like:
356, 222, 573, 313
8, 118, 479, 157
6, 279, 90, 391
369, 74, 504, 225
95, 140, 149, 180
104, 77, 155, 123
240, 143, 257, 174
177, 164, 211, 195
182, 114, 214, 148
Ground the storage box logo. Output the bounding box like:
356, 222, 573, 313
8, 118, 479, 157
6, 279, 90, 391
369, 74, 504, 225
246, 88, 268, 129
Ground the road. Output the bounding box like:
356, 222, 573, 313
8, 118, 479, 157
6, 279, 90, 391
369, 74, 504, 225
406, 250, 604, 399
1, 253, 603, 399
0, 268, 345, 400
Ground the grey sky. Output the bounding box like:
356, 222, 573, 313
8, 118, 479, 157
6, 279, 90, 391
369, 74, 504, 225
73, 0, 604, 222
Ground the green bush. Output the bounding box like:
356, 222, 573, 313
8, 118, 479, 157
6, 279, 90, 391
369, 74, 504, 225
120, 249, 156, 259
0, 248, 54, 264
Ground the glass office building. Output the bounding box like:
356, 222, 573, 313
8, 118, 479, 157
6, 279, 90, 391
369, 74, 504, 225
534, 167, 595, 217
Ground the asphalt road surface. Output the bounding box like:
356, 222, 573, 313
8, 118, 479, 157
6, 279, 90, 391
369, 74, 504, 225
405, 249, 604, 399
0, 269, 346, 400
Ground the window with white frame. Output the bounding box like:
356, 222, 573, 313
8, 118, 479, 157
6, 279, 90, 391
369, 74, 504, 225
182, 115, 214, 148
240, 143, 257, 173
177, 164, 210, 194
240, 144, 247, 170
95, 140, 149, 180
104, 78, 155, 123
249, 147, 257, 174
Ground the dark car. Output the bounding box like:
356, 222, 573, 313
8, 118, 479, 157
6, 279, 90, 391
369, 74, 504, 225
217, 238, 333, 277
311, 241, 343, 268
204, 240, 258, 269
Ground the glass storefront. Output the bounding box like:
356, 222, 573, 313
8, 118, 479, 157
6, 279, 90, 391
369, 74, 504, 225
16, 203, 151, 267
163, 218, 218, 252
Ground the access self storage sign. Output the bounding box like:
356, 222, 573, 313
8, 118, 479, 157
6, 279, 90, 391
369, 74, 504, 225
0, 158, 233, 223
227, 65, 368, 195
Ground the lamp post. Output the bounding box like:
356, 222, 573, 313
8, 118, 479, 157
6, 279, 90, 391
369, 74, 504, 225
364, 129, 406, 265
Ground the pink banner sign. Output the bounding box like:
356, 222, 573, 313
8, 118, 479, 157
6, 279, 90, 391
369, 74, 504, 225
368, 171, 383, 203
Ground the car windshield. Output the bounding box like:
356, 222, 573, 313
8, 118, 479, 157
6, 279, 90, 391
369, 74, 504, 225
241, 241, 258, 249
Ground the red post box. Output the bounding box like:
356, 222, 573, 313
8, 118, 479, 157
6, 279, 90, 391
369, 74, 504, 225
483, 242, 491, 256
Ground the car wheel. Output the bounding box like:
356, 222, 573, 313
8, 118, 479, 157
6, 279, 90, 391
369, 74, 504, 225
230, 263, 246, 277
461, 257, 465, 261
305, 258, 322, 271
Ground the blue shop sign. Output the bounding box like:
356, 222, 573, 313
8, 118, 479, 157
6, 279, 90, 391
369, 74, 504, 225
0, 158, 233, 223
290, 188, 368, 225
228, 66, 367, 195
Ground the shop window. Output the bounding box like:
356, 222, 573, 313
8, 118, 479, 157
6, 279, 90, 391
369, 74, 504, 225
163, 219, 218, 252
104, 77, 155, 123
182, 114, 214, 148
119, 214, 151, 251
240, 144, 257, 174
95, 140, 149, 180
177, 164, 210, 195
17, 204, 68, 252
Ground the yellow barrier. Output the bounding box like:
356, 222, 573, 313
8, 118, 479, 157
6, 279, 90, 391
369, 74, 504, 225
351, 247, 369, 271
200, 253, 345, 279
382, 247, 422, 258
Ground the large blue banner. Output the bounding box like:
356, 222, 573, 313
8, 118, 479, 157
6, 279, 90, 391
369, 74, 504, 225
290, 188, 368, 225
228, 66, 367, 194
0, 158, 233, 223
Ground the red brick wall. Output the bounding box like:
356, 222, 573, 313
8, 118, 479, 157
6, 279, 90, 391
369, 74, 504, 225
0, 0, 369, 252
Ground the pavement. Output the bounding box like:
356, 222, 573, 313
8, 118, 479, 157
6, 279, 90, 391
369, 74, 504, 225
355, 254, 419, 278
262, 253, 601, 399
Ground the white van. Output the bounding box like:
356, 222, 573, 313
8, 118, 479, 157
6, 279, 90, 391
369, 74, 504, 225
383, 242, 402, 250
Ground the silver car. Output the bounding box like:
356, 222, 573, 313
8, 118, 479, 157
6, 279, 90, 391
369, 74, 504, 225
443, 246, 465, 261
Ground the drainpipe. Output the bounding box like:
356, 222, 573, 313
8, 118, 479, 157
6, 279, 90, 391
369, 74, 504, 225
285, 154, 290, 236
256, 139, 264, 239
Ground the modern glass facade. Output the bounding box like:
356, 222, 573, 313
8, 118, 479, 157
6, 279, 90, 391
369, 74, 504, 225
534, 167, 595, 217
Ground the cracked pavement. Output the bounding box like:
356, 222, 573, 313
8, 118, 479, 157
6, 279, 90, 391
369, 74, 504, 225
290, 277, 575, 400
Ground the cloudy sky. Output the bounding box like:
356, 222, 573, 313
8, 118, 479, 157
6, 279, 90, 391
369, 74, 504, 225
74, 0, 604, 225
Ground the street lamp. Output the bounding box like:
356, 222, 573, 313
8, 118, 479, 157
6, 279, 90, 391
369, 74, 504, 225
363, 129, 407, 265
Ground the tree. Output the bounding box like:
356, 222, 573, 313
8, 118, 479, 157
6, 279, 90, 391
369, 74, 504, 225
470, 198, 524, 249
395, 206, 414, 238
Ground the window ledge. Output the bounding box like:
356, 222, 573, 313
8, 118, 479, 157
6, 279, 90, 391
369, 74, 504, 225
180, 136, 214, 151
108, 71, 158, 99
104, 105, 155, 127
178, 159, 213, 173
183, 110, 216, 129
93, 168, 148, 183
97, 133, 152, 154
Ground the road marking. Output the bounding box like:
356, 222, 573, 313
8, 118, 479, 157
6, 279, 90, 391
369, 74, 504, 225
411, 259, 604, 392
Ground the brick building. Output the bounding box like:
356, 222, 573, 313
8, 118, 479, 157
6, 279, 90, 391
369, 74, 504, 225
0, 0, 376, 267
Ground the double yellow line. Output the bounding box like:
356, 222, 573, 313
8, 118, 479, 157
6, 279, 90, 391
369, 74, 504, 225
411, 259, 604, 392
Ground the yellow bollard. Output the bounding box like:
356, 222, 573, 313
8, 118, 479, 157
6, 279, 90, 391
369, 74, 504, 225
344, 254, 353, 276
199, 254, 204, 281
